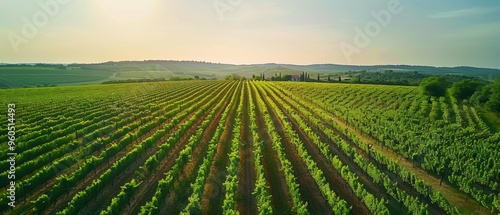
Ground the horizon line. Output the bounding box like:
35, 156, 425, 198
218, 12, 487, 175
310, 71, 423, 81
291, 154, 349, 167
1, 60, 499, 70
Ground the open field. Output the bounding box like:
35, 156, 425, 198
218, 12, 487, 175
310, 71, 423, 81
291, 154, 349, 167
0, 66, 115, 88
0, 80, 499, 215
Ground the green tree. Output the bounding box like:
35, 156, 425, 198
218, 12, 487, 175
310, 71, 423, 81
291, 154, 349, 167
225, 74, 241, 80
472, 79, 500, 114
350, 77, 360, 83
420, 76, 449, 97
282, 74, 292, 81
471, 85, 493, 104
450, 79, 482, 101
486, 93, 500, 114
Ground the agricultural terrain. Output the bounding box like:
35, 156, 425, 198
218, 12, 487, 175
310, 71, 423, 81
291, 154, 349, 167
2, 61, 500, 88
1, 80, 499, 215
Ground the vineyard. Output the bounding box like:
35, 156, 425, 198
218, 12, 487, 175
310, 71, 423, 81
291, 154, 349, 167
1, 80, 499, 215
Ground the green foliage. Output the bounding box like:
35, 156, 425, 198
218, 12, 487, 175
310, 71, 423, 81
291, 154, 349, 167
420, 76, 449, 97
472, 79, 500, 114
31, 193, 50, 212
170, 76, 194, 81
350, 77, 361, 83
226, 74, 242, 80
140, 82, 236, 215
342, 70, 474, 86
450, 79, 482, 101
2, 62, 499, 89
471, 85, 494, 104
3, 79, 498, 215
221, 83, 244, 214
102, 78, 166, 84
486, 93, 500, 114
283, 74, 292, 81
276, 81, 499, 212
251, 82, 310, 214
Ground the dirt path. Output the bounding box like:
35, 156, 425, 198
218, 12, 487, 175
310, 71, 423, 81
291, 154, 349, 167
250, 82, 293, 214
200, 83, 242, 214
236, 83, 258, 215
264, 86, 372, 215
256, 86, 333, 215
156, 83, 237, 215
121, 82, 235, 215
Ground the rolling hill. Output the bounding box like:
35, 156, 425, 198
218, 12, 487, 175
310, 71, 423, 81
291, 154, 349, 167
1, 61, 499, 88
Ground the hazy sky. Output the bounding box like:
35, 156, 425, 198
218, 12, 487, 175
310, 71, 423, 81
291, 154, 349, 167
1, 0, 500, 68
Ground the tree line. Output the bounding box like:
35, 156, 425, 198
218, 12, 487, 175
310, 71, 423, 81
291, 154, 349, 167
420, 76, 500, 114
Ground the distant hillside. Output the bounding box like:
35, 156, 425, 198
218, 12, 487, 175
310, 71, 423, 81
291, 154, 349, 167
266, 64, 500, 80
94, 61, 500, 79
1, 61, 499, 88
261, 66, 304, 77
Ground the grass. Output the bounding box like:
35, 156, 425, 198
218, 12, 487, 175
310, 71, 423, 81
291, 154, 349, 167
112, 71, 174, 80
0, 66, 114, 88
0, 64, 204, 88
0, 82, 156, 104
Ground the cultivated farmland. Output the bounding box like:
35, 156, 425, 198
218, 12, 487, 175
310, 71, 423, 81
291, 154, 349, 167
1, 80, 499, 215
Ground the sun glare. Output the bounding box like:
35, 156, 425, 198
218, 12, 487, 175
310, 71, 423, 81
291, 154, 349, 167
98, 0, 156, 23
